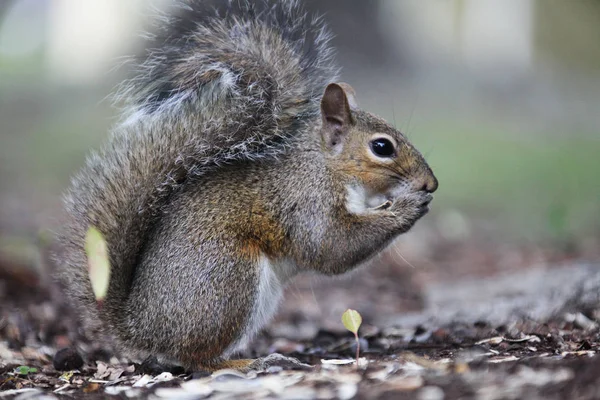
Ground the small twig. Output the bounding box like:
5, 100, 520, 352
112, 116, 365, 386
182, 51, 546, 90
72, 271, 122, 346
54, 383, 71, 393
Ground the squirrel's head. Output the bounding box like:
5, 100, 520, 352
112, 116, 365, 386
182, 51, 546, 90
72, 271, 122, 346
319, 82, 438, 215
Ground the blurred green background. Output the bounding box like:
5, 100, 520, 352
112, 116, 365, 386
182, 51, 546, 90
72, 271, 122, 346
0, 0, 599, 270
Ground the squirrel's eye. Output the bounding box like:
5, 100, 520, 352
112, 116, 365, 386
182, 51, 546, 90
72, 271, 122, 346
370, 138, 395, 158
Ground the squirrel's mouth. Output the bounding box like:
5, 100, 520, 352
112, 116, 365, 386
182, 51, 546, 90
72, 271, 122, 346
421, 193, 433, 207
417, 193, 434, 216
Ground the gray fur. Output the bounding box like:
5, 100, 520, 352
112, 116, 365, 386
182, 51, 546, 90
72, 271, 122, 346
56, 0, 337, 340
55, 0, 438, 370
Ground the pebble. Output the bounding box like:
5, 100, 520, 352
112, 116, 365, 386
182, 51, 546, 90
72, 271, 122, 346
52, 347, 84, 371
139, 356, 166, 375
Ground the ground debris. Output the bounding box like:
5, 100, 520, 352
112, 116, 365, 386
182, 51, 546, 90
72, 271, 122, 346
3, 260, 600, 398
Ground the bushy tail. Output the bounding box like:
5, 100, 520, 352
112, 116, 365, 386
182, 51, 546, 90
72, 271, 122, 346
56, 0, 338, 334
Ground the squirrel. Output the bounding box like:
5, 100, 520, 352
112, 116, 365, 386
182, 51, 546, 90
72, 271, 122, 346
55, 0, 438, 371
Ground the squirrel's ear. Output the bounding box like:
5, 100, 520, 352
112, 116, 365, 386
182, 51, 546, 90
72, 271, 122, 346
320, 83, 356, 152
336, 82, 358, 110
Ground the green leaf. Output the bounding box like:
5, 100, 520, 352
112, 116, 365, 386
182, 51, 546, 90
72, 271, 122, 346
341, 309, 362, 335
85, 226, 111, 301
14, 366, 37, 375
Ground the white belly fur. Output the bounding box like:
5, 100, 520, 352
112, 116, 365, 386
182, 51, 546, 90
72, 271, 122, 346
223, 254, 296, 357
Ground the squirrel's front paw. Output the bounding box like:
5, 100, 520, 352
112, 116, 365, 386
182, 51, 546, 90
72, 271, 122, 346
390, 192, 432, 215
248, 353, 312, 372
383, 192, 433, 232
371, 191, 432, 215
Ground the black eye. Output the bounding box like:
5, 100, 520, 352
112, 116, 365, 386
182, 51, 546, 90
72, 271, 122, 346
370, 138, 395, 158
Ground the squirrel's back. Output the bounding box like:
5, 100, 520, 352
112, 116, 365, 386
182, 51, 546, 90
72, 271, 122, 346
56, 0, 338, 336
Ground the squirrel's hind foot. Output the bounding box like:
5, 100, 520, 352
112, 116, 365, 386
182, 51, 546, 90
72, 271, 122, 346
193, 354, 311, 373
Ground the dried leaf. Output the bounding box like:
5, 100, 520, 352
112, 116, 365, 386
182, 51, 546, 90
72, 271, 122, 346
94, 361, 110, 380
341, 309, 362, 335
85, 226, 111, 302
504, 335, 541, 343
488, 356, 519, 363
475, 336, 504, 345
108, 368, 125, 381
59, 371, 74, 383
132, 375, 153, 387
133, 372, 174, 388
321, 359, 355, 365
83, 383, 100, 393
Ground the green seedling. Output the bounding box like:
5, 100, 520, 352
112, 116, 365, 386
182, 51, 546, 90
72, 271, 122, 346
342, 308, 362, 367
85, 226, 111, 308
14, 366, 38, 376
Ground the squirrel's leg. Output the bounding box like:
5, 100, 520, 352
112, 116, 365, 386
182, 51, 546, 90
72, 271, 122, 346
125, 240, 265, 372
127, 211, 310, 372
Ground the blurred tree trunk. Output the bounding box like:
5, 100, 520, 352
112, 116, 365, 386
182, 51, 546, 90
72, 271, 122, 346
0, 0, 15, 26
303, 0, 407, 68
533, 0, 600, 71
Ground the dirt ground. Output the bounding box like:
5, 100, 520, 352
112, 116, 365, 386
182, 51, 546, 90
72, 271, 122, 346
1, 233, 600, 399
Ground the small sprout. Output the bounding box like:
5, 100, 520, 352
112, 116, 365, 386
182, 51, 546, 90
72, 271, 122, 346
85, 226, 111, 308
14, 366, 38, 376
342, 309, 362, 367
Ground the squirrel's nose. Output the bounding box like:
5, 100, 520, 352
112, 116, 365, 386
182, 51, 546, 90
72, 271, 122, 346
418, 173, 438, 193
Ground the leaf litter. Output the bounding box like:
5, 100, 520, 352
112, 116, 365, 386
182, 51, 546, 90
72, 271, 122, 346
2, 255, 600, 398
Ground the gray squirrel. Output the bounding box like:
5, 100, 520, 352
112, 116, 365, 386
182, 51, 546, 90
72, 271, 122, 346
55, 0, 438, 371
